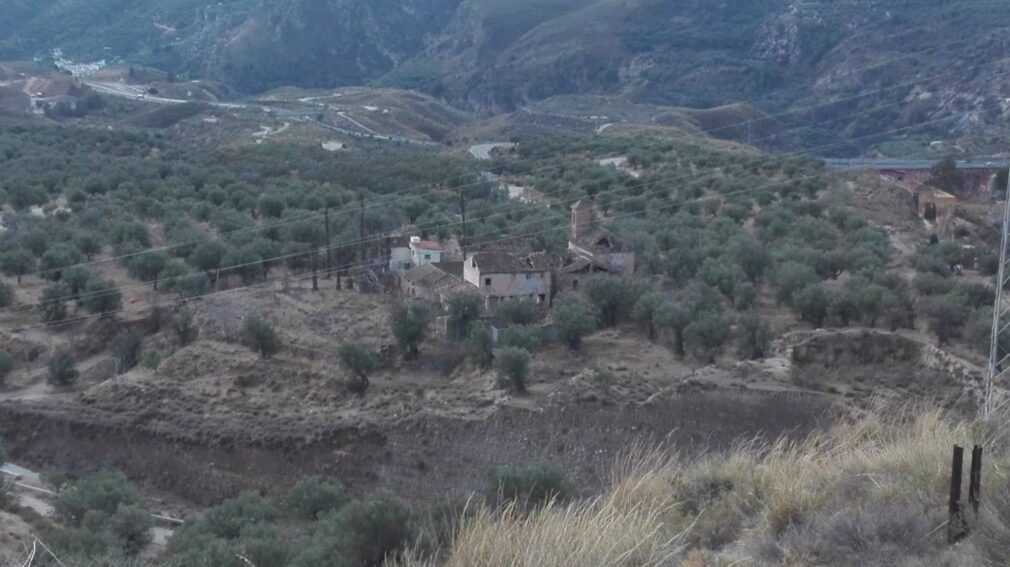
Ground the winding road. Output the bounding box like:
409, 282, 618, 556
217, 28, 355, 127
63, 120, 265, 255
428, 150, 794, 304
469, 142, 516, 160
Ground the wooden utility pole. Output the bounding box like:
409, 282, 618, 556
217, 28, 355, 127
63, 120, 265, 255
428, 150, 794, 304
358, 193, 366, 266
324, 207, 332, 273
312, 249, 319, 291
459, 185, 468, 260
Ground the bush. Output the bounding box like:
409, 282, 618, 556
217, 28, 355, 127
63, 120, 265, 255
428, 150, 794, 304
111, 331, 143, 374
48, 349, 79, 386
339, 342, 378, 394
286, 476, 350, 521
0, 281, 13, 308
553, 294, 599, 351
497, 347, 531, 393
292, 493, 415, 567
142, 350, 162, 370
203, 492, 274, 540
39, 283, 71, 322
390, 301, 431, 359
242, 315, 281, 358
737, 312, 771, 360
447, 293, 482, 340
466, 321, 494, 368
498, 299, 541, 326
584, 276, 641, 327
489, 465, 570, 507
684, 310, 729, 363
172, 309, 199, 346
56, 469, 140, 527
0, 352, 14, 384
499, 325, 542, 353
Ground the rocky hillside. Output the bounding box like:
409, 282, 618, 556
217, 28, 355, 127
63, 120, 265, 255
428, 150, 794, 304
4, 0, 1010, 138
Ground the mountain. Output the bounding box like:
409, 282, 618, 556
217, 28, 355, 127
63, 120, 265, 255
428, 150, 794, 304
4, 0, 1010, 140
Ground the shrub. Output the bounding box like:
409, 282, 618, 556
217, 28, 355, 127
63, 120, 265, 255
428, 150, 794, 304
497, 347, 531, 393
172, 309, 199, 346
142, 350, 162, 370
48, 350, 79, 386
498, 299, 541, 326
447, 293, 482, 340
584, 276, 641, 327
292, 493, 415, 567
203, 492, 274, 540
632, 291, 666, 341
737, 312, 771, 360
111, 331, 143, 374
0, 352, 14, 384
684, 310, 729, 363
39, 283, 71, 322
242, 315, 281, 358
286, 477, 350, 521
339, 342, 378, 394
390, 301, 431, 359
0, 281, 13, 308
553, 294, 599, 351
56, 469, 140, 526
489, 465, 570, 507
499, 325, 542, 353
466, 322, 494, 368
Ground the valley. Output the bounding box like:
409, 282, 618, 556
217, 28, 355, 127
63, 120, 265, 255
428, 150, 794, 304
0, 2, 1010, 566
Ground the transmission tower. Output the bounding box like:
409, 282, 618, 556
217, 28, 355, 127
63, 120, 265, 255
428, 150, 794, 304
986, 174, 1010, 418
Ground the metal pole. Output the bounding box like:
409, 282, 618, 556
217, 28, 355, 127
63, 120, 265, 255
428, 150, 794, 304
985, 171, 1010, 419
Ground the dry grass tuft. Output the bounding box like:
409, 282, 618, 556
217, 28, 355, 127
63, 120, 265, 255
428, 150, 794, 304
401, 407, 1010, 566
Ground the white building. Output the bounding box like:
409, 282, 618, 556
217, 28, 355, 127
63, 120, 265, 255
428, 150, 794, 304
463, 252, 552, 311
388, 235, 444, 272
410, 237, 442, 267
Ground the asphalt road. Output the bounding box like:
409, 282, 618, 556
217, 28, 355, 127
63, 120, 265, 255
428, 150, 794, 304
85, 80, 438, 146
469, 142, 516, 160
823, 158, 1010, 171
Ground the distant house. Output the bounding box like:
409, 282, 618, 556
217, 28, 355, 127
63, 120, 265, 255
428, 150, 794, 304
463, 252, 552, 311
388, 235, 444, 272
401, 262, 469, 305
567, 200, 635, 276
410, 237, 443, 267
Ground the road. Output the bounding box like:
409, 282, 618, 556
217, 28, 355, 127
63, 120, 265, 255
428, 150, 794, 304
469, 142, 516, 160
85, 80, 439, 146
823, 158, 1010, 171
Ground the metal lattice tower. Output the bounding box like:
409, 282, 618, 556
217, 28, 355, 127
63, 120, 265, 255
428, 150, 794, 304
986, 174, 1010, 418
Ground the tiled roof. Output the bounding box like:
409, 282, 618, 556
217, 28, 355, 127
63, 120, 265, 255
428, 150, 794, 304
412, 240, 443, 251
402, 263, 468, 291
471, 252, 550, 274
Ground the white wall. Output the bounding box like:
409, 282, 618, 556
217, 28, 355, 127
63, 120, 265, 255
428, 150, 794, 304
411, 248, 441, 267
390, 247, 412, 272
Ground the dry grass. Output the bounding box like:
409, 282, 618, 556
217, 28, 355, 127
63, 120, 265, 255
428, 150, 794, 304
400, 406, 1010, 566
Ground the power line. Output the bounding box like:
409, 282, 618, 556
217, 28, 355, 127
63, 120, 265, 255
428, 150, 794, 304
8, 41, 1005, 281
4, 92, 1006, 317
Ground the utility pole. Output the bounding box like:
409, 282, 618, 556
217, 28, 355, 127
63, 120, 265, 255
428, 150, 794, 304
324, 207, 332, 274
358, 194, 366, 263
985, 170, 1010, 418
459, 185, 468, 260
312, 248, 319, 291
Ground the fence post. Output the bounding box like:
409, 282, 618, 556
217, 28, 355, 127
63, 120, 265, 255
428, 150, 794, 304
969, 445, 983, 516
948, 445, 966, 544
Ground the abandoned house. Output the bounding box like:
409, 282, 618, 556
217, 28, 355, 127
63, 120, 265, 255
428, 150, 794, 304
562, 200, 635, 291
463, 251, 552, 311
400, 262, 468, 305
